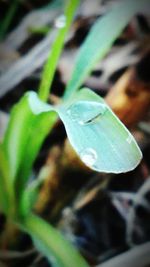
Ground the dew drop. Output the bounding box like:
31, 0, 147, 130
67, 101, 107, 125
54, 15, 66, 28
80, 148, 97, 168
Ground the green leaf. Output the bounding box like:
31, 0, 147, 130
27, 90, 142, 173
38, 0, 80, 101
0, 144, 15, 216
57, 88, 142, 173
22, 213, 89, 267
2, 88, 142, 216
3, 92, 57, 209
64, 0, 149, 99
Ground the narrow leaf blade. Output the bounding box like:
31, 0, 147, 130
64, 0, 149, 99
23, 214, 89, 267
38, 0, 80, 101
0, 144, 15, 215
3, 92, 56, 202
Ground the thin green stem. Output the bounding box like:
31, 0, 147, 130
38, 0, 80, 102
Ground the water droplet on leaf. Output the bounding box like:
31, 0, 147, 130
80, 148, 97, 168
67, 101, 107, 125
54, 15, 66, 28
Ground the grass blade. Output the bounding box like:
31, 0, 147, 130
38, 0, 80, 101
22, 213, 89, 267
64, 0, 149, 99
3, 92, 57, 211
0, 145, 15, 216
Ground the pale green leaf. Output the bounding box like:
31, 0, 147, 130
27, 90, 142, 174
64, 0, 149, 99
57, 88, 142, 173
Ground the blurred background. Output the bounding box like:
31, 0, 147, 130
0, 1, 150, 267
